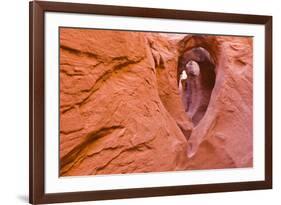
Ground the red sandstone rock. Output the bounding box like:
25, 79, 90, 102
59, 29, 189, 176
180, 35, 253, 169
59, 28, 253, 176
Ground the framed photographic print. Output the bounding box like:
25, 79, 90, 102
29, 1, 272, 204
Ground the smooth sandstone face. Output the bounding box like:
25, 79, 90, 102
185, 60, 200, 77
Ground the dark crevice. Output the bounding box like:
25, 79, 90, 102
60, 45, 99, 59
178, 47, 216, 126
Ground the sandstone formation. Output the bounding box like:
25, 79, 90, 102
59, 28, 253, 176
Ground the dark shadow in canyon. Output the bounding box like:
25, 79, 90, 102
178, 47, 216, 126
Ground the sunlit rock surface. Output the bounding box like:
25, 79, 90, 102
59, 28, 253, 176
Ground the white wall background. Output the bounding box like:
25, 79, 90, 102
0, 0, 279, 204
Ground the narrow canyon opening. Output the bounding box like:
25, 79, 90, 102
178, 47, 216, 126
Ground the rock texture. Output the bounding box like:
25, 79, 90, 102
59, 28, 253, 176
179, 35, 253, 169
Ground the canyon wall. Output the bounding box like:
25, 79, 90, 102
179, 35, 253, 169
59, 28, 253, 176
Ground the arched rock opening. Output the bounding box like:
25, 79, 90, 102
178, 47, 216, 125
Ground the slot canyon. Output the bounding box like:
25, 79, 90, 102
178, 47, 216, 126
60, 28, 253, 176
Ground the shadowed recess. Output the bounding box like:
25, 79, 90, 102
178, 47, 216, 125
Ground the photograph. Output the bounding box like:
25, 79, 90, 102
28, 1, 272, 203
59, 28, 253, 177
0, 0, 277, 203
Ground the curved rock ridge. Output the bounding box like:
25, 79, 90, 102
59, 28, 253, 176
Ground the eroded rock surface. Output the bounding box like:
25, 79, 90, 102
60, 28, 253, 176
179, 35, 253, 169
59, 29, 189, 176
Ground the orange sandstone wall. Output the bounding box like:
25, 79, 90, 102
59, 28, 253, 176
180, 36, 253, 169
